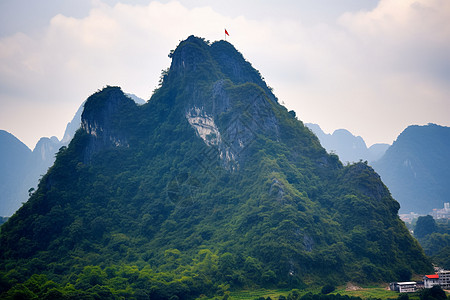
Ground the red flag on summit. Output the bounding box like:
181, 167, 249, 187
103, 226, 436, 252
225, 29, 229, 36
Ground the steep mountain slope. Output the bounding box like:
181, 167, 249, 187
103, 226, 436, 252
0, 95, 145, 217
373, 123, 450, 214
306, 123, 389, 163
0, 36, 430, 298
62, 94, 144, 145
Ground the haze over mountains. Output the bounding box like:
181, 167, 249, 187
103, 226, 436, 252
305, 124, 390, 164
0, 36, 430, 298
0, 94, 145, 216
0, 131, 62, 216
0, 131, 33, 216
373, 124, 450, 214
2, 106, 449, 217
306, 123, 450, 214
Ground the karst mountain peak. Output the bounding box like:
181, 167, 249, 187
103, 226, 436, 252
0, 35, 431, 299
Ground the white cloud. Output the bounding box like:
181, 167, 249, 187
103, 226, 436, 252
329, 0, 450, 144
0, 0, 449, 148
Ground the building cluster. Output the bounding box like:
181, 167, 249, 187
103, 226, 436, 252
399, 202, 450, 224
399, 212, 421, 224
390, 270, 450, 293
430, 202, 450, 220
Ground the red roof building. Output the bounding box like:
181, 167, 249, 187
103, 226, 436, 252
424, 274, 440, 288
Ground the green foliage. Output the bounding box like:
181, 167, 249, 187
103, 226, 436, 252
414, 217, 450, 269
396, 268, 412, 282
321, 285, 336, 295
0, 216, 8, 226
430, 246, 450, 269
414, 216, 438, 239
418, 286, 447, 300
285, 292, 366, 300
0, 36, 432, 298
419, 233, 450, 255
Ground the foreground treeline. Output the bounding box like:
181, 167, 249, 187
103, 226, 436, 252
258, 286, 450, 300
0, 249, 265, 299
2, 265, 450, 300
413, 215, 450, 269
1, 266, 213, 299
256, 292, 366, 300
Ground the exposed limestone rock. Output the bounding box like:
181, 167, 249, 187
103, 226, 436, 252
186, 107, 221, 147
81, 87, 134, 161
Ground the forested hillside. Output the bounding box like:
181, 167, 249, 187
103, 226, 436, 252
0, 36, 431, 299
414, 215, 450, 269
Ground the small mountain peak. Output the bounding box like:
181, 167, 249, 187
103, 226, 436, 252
163, 35, 277, 104
82, 86, 130, 119
150, 36, 283, 169
210, 39, 277, 102
168, 35, 218, 80
81, 86, 135, 160
0, 35, 433, 297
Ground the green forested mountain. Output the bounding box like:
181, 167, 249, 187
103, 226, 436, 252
0, 36, 431, 299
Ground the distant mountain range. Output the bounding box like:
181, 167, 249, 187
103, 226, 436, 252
0, 93, 145, 216
306, 123, 450, 214
305, 124, 390, 163
2, 110, 447, 217
0, 131, 66, 216
2, 114, 448, 217
0, 130, 32, 216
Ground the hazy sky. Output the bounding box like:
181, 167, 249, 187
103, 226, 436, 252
1, 0, 449, 149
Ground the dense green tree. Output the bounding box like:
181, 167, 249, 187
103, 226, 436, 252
415, 216, 438, 238
419, 286, 447, 300
397, 293, 409, 300
321, 284, 336, 294
431, 246, 450, 269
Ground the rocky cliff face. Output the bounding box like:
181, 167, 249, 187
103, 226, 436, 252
185, 82, 280, 170
81, 86, 136, 161
160, 36, 284, 169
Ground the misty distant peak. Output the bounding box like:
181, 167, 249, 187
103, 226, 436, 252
305, 123, 389, 163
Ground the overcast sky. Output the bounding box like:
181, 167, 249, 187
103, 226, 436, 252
1, 0, 449, 149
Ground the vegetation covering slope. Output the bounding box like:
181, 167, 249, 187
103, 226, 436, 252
0, 36, 431, 299
414, 215, 450, 269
